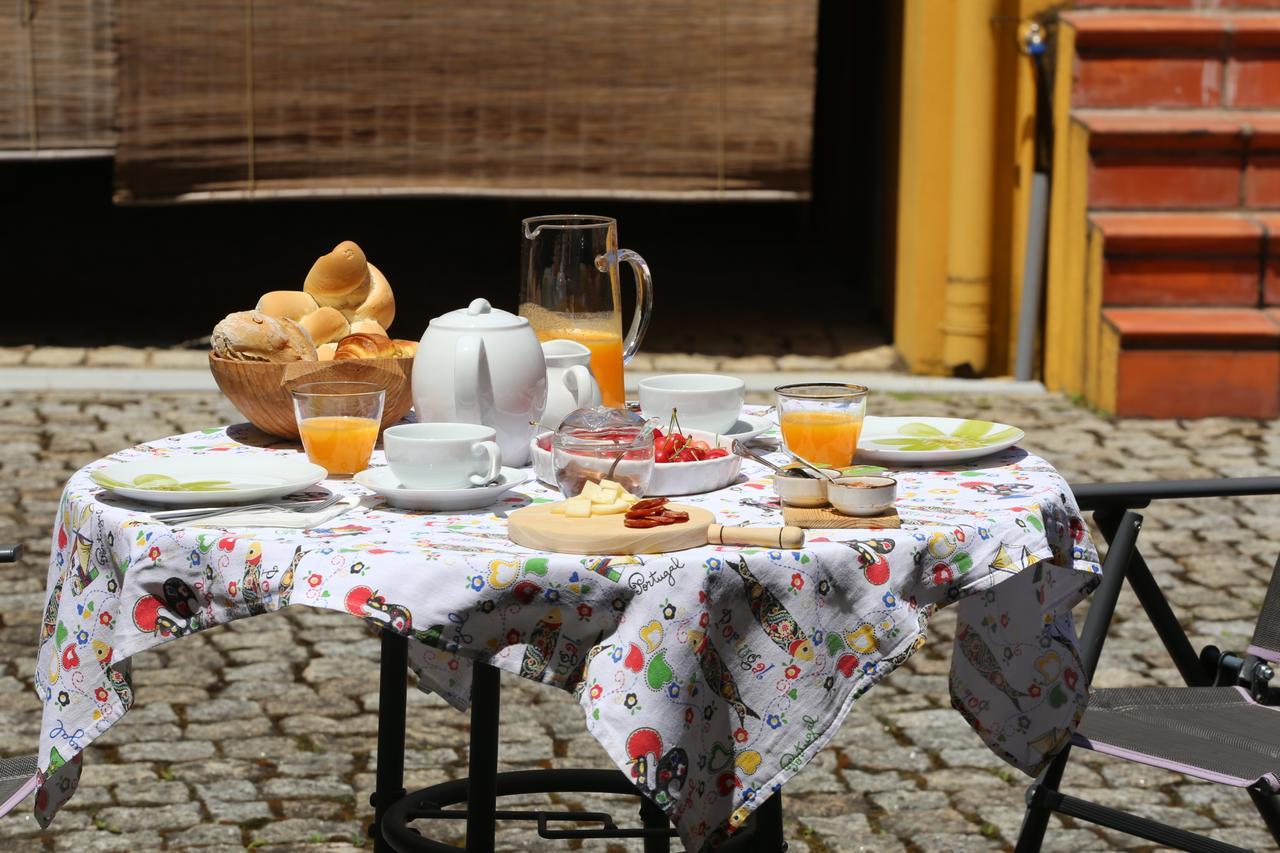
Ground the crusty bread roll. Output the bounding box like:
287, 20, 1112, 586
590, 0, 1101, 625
334, 333, 398, 360
305, 241, 371, 307
392, 339, 418, 358
256, 290, 319, 322
316, 342, 337, 362
212, 311, 317, 362
298, 306, 350, 345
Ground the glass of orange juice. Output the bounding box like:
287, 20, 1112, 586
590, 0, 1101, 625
291, 382, 385, 475
775, 383, 869, 469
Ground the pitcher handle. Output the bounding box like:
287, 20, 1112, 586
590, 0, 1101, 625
617, 249, 652, 364
454, 335, 484, 424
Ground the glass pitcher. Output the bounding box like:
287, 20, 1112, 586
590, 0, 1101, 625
519, 215, 653, 408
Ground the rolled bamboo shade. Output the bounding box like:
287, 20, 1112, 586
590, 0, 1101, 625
114, 0, 818, 203
0, 0, 115, 156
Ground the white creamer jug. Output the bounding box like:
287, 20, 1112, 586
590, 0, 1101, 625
540, 339, 601, 430
413, 298, 547, 466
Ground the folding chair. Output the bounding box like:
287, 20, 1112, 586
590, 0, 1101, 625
0, 543, 37, 820
1015, 477, 1280, 853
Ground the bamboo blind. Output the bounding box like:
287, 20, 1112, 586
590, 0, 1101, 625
0, 0, 115, 155
114, 0, 818, 203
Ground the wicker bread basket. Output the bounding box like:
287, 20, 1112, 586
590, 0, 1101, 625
208, 354, 415, 440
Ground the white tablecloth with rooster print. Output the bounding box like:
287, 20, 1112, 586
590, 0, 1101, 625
32, 413, 1100, 852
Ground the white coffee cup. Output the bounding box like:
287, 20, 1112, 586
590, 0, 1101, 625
383, 423, 502, 489
639, 374, 746, 434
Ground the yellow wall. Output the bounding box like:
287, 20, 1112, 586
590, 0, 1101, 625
895, 0, 1059, 378
893, 0, 956, 376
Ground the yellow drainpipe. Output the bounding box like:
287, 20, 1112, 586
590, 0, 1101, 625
941, 0, 1002, 375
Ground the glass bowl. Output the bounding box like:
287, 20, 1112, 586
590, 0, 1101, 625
551, 407, 655, 497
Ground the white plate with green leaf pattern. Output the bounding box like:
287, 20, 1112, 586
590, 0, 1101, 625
89, 455, 328, 506
856, 417, 1025, 465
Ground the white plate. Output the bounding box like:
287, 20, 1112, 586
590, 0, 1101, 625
529, 430, 742, 497
856, 416, 1025, 465
354, 466, 528, 511
90, 455, 328, 506
714, 414, 774, 444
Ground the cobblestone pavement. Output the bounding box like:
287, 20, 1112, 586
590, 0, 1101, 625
2, 388, 1278, 851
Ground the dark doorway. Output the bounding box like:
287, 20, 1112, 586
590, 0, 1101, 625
1, 2, 900, 356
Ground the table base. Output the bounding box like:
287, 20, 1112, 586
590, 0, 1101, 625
369, 631, 787, 853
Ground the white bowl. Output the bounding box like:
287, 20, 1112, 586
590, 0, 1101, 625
827, 476, 897, 517
639, 374, 745, 435
772, 470, 839, 507
531, 430, 741, 497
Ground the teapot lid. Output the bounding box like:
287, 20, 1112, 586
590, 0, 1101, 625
430, 298, 528, 330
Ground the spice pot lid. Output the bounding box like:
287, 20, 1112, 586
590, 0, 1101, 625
429, 298, 528, 331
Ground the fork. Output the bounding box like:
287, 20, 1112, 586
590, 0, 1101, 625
152, 494, 344, 524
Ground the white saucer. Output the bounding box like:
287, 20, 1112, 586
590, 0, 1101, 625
717, 414, 774, 444
354, 466, 529, 511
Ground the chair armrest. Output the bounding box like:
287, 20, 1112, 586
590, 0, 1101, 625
1070, 477, 1280, 512
0, 544, 23, 563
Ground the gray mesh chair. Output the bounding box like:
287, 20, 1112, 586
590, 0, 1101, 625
0, 544, 35, 820
1015, 479, 1280, 853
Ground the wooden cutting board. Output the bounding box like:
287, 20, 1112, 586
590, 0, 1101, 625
781, 505, 901, 529
507, 502, 804, 555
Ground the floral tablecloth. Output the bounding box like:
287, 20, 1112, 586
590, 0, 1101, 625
33, 410, 1099, 851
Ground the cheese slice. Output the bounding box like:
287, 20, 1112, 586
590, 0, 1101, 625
564, 496, 593, 518
580, 481, 603, 502
591, 499, 632, 515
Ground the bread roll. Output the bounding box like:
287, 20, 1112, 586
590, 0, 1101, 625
316, 342, 337, 361
349, 318, 388, 337
392, 339, 418, 358
279, 317, 316, 359
298, 306, 350, 345
334, 333, 398, 360
305, 241, 371, 311
256, 290, 319, 322
211, 311, 316, 362
355, 262, 395, 329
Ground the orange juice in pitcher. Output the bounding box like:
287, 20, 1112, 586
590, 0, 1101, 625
519, 215, 652, 409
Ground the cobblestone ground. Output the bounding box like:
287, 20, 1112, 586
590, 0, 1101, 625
1, 389, 1278, 852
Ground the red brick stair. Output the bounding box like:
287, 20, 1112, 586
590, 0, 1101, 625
1061, 6, 1280, 418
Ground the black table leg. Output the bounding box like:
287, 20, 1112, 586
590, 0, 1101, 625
466, 663, 501, 853
639, 795, 670, 853
756, 790, 785, 851
372, 629, 409, 853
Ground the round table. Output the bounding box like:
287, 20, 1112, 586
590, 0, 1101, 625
31, 410, 1100, 851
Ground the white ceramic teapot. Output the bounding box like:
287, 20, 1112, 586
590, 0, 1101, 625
540, 339, 602, 430
413, 298, 547, 466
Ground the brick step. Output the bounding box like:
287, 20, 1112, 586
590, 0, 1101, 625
1076, 110, 1280, 209
1091, 211, 1280, 305
1066, 12, 1280, 109
1100, 306, 1280, 417
1076, 2, 1280, 8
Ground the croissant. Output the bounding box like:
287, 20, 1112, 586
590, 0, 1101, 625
392, 339, 419, 358
333, 333, 399, 360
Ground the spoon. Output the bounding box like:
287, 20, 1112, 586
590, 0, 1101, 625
732, 440, 789, 475
777, 447, 840, 482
